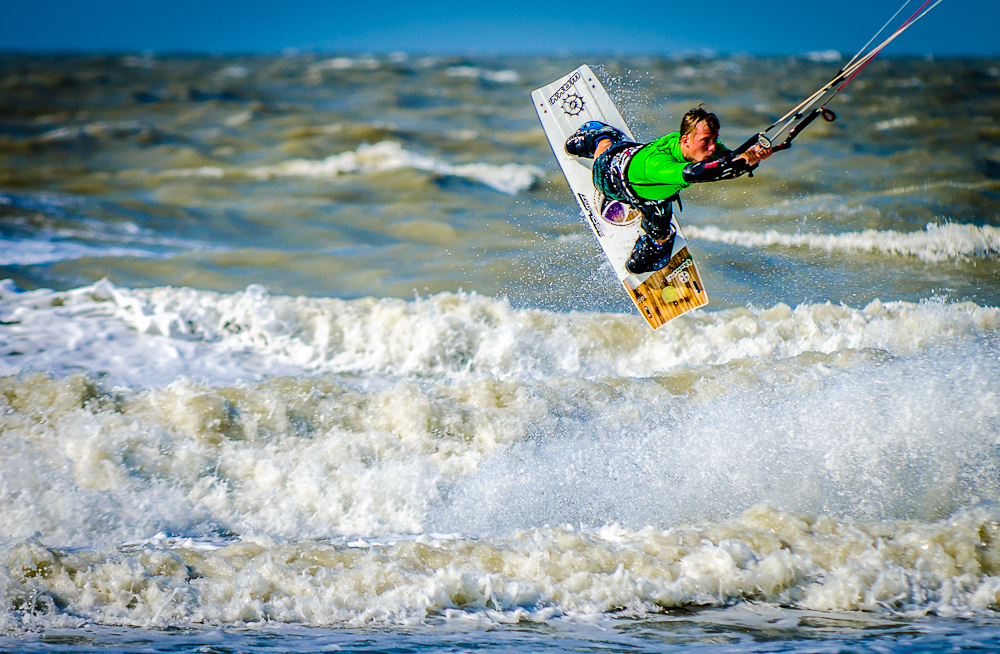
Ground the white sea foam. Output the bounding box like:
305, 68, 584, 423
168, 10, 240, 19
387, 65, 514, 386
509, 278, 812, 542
217, 65, 248, 79
0, 281, 307, 387
4, 318, 998, 544
875, 115, 919, 131
2, 280, 998, 386
686, 222, 1000, 262
2, 282, 998, 537
311, 57, 379, 71
0, 283, 998, 549
0, 238, 159, 265
438, 336, 1000, 530
247, 141, 542, 195
161, 166, 226, 178
445, 66, 520, 83
162, 143, 544, 195
804, 50, 841, 62
2, 281, 1000, 628
3, 506, 1000, 628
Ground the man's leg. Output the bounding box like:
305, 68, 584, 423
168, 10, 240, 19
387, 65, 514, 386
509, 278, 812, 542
625, 204, 676, 275
594, 138, 613, 158
639, 207, 675, 245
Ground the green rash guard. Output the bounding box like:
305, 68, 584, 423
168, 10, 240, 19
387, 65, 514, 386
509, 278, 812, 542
626, 132, 730, 201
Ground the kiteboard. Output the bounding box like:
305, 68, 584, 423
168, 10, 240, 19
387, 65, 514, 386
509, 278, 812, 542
531, 65, 708, 329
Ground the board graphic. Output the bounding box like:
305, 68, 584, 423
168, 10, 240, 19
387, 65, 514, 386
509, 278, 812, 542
531, 65, 709, 329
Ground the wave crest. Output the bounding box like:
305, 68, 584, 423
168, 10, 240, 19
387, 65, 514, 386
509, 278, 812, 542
163, 141, 543, 195
687, 222, 1000, 262
2, 280, 998, 385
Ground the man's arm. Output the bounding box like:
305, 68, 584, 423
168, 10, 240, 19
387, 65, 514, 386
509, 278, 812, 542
682, 144, 773, 183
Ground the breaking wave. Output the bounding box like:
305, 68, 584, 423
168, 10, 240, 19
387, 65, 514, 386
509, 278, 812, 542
686, 223, 1000, 262
162, 141, 544, 195
4, 506, 1000, 628
2, 279, 1000, 628
2, 279, 998, 386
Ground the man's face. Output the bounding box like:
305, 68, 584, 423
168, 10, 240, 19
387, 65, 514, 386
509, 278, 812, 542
680, 121, 718, 162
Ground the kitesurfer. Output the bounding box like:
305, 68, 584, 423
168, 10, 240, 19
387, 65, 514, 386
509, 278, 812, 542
565, 107, 772, 274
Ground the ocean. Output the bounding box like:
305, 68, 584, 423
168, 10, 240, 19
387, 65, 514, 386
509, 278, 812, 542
1, 50, 1000, 652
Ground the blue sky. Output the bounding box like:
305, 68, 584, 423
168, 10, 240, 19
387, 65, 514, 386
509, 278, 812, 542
2, 0, 995, 56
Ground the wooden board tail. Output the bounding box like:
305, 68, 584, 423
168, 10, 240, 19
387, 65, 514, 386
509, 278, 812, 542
624, 247, 709, 325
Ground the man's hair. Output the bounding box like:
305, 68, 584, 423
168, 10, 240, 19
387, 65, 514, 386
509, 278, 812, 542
680, 105, 720, 138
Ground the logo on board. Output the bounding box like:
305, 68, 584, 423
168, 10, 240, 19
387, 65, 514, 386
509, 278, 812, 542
664, 258, 693, 283
548, 72, 581, 106
561, 93, 585, 116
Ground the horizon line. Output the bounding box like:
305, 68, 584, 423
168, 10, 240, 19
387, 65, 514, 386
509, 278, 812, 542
2, 48, 998, 59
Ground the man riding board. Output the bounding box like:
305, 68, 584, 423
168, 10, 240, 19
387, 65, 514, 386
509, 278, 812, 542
565, 107, 772, 274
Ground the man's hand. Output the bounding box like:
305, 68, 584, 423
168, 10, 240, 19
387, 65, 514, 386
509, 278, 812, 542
735, 144, 773, 166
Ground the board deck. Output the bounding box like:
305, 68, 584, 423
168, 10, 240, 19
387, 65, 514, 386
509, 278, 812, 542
531, 65, 709, 329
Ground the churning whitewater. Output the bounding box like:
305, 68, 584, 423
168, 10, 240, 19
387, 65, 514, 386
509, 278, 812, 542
2, 281, 1000, 627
